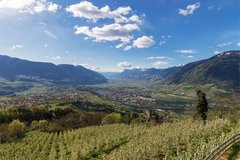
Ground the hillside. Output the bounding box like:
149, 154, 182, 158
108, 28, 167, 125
0, 119, 239, 160
115, 67, 181, 82
167, 50, 240, 88
0, 55, 107, 85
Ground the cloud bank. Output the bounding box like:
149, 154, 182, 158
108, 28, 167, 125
68, 1, 155, 50
0, 0, 60, 14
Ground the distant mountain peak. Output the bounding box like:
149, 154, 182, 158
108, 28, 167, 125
216, 50, 240, 57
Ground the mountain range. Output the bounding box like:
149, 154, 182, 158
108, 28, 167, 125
114, 50, 240, 89
114, 67, 182, 82
0, 50, 239, 94
0, 55, 107, 85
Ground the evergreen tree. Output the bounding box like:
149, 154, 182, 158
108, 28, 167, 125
196, 90, 208, 121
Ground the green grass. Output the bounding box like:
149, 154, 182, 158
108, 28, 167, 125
150, 92, 194, 113
47, 90, 130, 113
79, 91, 132, 112
149, 83, 229, 98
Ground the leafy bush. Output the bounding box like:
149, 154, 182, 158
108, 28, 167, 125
102, 113, 122, 124
31, 120, 49, 131
0, 119, 25, 142
8, 120, 25, 137
0, 106, 75, 124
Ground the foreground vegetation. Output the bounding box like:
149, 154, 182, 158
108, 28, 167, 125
0, 118, 239, 160
226, 142, 240, 160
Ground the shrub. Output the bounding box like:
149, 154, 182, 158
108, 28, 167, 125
8, 120, 25, 138
31, 120, 38, 129
0, 124, 9, 142
102, 113, 122, 124
31, 120, 49, 131
130, 115, 146, 124
122, 112, 139, 124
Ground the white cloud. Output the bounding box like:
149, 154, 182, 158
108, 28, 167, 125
44, 43, 48, 47
159, 40, 166, 46
214, 50, 222, 55
152, 61, 168, 67
68, 1, 145, 50
75, 63, 120, 72
159, 35, 171, 46
121, 36, 155, 51
217, 42, 232, 47
146, 56, 174, 60
47, 3, 59, 12
66, 1, 136, 23
117, 62, 143, 71
237, 42, 240, 47
114, 14, 142, 24
175, 49, 198, 54
115, 43, 125, 49
177, 64, 184, 67
133, 36, 155, 48
74, 23, 139, 44
129, 15, 142, 24
9, 44, 24, 50
130, 66, 143, 70
44, 30, 57, 39
52, 56, 61, 60
207, 6, 222, 11
39, 21, 47, 26
77, 63, 90, 68
217, 7, 222, 11
0, 0, 60, 14
208, 6, 214, 10
186, 55, 194, 58
178, 2, 200, 16
15, 45, 23, 48
117, 61, 132, 68
146, 56, 166, 60
90, 67, 101, 72
124, 45, 132, 51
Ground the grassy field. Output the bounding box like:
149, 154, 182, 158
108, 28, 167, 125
0, 77, 57, 96
150, 92, 194, 113
49, 91, 131, 113
149, 83, 229, 98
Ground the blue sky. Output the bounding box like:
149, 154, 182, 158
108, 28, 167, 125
0, 0, 239, 72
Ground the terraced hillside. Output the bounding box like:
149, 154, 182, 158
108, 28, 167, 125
0, 119, 239, 160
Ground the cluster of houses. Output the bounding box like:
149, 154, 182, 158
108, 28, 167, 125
0, 90, 83, 108
0, 97, 39, 108
80, 87, 157, 107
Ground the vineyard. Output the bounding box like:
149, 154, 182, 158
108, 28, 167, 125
0, 119, 239, 160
